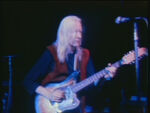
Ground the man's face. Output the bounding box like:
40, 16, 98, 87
69, 21, 83, 48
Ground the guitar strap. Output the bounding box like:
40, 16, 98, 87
74, 48, 90, 113
80, 49, 90, 113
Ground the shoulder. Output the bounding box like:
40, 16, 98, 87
39, 45, 54, 58
47, 45, 55, 50
46, 45, 57, 54
82, 48, 90, 55
82, 48, 90, 57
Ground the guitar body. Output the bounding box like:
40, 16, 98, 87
35, 71, 80, 113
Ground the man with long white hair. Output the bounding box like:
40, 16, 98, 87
23, 15, 117, 113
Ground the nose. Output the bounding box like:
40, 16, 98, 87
76, 32, 82, 38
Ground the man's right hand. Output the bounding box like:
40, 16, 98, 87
46, 88, 65, 102
35, 85, 65, 103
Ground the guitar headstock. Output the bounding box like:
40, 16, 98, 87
122, 47, 148, 65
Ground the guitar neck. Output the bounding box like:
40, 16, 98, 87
72, 59, 123, 93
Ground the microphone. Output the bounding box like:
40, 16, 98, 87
115, 16, 144, 24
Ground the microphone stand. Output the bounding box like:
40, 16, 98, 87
131, 21, 148, 113
133, 22, 141, 99
3, 55, 15, 113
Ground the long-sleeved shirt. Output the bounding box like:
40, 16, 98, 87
23, 47, 96, 95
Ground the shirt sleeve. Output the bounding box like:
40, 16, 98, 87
23, 49, 54, 95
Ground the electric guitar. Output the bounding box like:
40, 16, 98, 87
35, 47, 148, 113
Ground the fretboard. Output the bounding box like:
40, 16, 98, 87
71, 59, 123, 93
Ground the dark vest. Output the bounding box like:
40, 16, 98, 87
41, 45, 90, 86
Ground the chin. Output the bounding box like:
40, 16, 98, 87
72, 43, 80, 47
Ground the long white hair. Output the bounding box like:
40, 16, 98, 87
54, 15, 82, 63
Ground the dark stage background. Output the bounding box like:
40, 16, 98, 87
0, 1, 149, 113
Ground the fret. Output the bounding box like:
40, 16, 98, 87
93, 74, 97, 81
95, 73, 99, 79
88, 76, 94, 83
